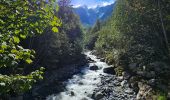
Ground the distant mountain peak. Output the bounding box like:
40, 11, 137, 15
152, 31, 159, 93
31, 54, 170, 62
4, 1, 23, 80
71, 0, 116, 9
73, 3, 116, 26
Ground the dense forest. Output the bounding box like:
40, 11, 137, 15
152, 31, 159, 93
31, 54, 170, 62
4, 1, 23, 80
0, 0, 170, 100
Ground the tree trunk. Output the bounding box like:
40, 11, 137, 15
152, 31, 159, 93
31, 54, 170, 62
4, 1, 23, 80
158, 0, 169, 54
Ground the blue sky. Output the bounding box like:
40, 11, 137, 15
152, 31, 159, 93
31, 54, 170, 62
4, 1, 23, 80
71, 0, 115, 8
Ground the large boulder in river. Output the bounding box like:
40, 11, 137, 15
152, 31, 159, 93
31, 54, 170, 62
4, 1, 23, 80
103, 67, 115, 75
87, 57, 95, 63
90, 65, 99, 70
94, 92, 104, 100
70, 91, 75, 96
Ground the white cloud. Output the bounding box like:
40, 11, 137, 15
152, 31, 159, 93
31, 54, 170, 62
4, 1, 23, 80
87, 1, 115, 9
72, 5, 81, 8
101, 1, 114, 6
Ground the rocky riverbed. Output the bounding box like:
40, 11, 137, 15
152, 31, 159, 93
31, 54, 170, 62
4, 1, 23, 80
47, 51, 137, 100
91, 74, 136, 100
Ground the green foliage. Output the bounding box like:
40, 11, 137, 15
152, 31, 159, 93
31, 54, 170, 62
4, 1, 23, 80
158, 93, 167, 100
93, 0, 170, 65
83, 20, 101, 50
0, 67, 44, 94
0, 0, 60, 96
27, 0, 84, 71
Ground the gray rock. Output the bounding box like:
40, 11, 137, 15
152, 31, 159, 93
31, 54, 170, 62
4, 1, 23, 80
70, 91, 75, 96
121, 80, 128, 88
94, 92, 104, 100
87, 57, 95, 63
114, 80, 121, 86
103, 67, 116, 75
81, 97, 88, 100
79, 82, 84, 85
117, 76, 124, 82
122, 72, 130, 80
90, 65, 99, 70
125, 88, 134, 94
87, 94, 93, 98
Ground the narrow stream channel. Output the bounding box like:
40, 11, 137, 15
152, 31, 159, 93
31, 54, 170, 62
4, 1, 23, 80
46, 51, 113, 100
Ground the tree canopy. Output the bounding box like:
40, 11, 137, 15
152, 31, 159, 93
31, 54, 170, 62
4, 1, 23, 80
0, 0, 60, 96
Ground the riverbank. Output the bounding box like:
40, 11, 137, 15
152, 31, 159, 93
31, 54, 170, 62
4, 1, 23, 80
91, 50, 170, 100
23, 54, 88, 100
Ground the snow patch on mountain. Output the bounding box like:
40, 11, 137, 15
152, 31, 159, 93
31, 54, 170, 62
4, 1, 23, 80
73, 2, 116, 26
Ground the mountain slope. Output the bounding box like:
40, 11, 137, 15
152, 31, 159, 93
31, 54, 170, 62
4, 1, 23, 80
73, 3, 115, 26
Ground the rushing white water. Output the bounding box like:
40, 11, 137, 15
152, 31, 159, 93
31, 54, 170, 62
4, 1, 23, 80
46, 51, 112, 100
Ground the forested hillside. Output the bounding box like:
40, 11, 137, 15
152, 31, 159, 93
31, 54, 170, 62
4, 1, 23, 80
86, 0, 170, 99
23, 0, 84, 70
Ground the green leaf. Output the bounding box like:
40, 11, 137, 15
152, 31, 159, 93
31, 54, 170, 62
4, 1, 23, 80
11, 49, 18, 53
0, 50, 4, 53
51, 21, 57, 26
15, 30, 20, 35
26, 58, 33, 64
1, 42, 7, 49
20, 34, 26, 39
13, 36, 20, 43
52, 27, 59, 33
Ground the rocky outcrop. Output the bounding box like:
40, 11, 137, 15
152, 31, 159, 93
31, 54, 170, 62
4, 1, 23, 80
92, 74, 136, 100
92, 48, 170, 100
103, 67, 116, 75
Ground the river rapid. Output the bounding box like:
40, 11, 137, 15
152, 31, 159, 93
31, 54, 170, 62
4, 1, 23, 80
46, 51, 136, 100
